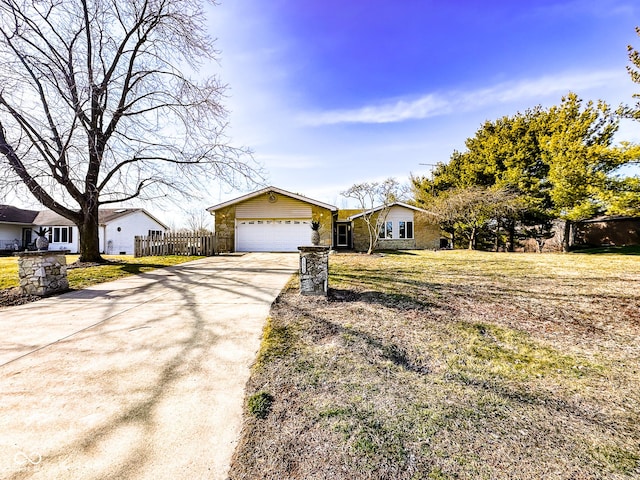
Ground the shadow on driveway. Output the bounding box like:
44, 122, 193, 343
0, 253, 297, 480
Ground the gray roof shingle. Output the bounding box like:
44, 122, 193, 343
0, 205, 39, 224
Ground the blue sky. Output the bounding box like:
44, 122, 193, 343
4, 0, 640, 227
203, 0, 640, 212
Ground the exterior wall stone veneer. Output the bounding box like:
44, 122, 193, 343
298, 246, 329, 296
16, 250, 69, 296
351, 215, 375, 252
414, 212, 441, 249
310, 205, 334, 247
352, 211, 441, 252
214, 205, 237, 248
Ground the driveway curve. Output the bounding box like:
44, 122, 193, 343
0, 253, 298, 480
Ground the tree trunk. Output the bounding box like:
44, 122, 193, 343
508, 222, 515, 252
78, 204, 104, 262
562, 220, 572, 253
367, 229, 374, 255
468, 226, 476, 250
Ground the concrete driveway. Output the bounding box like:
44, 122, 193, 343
0, 253, 298, 480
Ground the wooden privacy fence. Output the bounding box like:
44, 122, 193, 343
134, 232, 231, 257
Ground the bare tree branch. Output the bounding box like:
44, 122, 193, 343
342, 178, 401, 254
0, 0, 262, 261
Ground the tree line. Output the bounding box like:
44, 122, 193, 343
411, 38, 640, 250
1, 0, 640, 258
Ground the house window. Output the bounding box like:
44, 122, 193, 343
49, 226, 73, 243
148, 230, 163, 237
379, 221, 393, 239
399, 221, 414, 239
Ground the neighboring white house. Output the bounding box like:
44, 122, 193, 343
0, 205, 168, 255
96, 209, 168, 255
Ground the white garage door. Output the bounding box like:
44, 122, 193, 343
236, 219, 311, 252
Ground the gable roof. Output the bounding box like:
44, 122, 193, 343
0, 205, 39, 224
97, 208, 170, 229
0, 205, 168, 229
347, 202, 430, 221
207, 186, 338, 212
32, 210, 76, 226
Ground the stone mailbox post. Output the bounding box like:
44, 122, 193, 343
298, 246, 329, 296
16, 250, 70, 296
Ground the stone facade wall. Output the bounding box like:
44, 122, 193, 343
298, 246, 329, 296
351, 210, 441, 252
414, 212, 441, 249
17, 251, 69, 296
213, 205, 236, 247
377, 238, 417, 250
351, 216, 374, 252
311, 206, 334, 247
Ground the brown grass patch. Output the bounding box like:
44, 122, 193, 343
229, 250, 640, 479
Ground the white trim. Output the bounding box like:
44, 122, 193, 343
207, 186, 338, 212
348, 202, 430, 221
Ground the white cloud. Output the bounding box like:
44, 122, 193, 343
299, 70, 626, 126
256, 153, 322, 170
531, 0, 638, 19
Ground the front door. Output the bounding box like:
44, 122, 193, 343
337, 224, 349, 247
22, 228, 32, 250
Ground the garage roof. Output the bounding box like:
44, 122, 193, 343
207, 186, 338, 212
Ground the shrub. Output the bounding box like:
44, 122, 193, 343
247, 391, 274, 419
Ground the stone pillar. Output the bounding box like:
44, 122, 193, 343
298, 246, 330, 296
16, 250, 70, 296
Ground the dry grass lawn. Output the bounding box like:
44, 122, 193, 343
0, 255, 204, 306
230, 250, 640, 480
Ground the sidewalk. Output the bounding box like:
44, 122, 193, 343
0, 253, 298, 479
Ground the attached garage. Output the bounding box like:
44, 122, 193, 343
207, 186, 337, 252
236, 219, 311, 252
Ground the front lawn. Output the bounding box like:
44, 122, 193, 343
0, 255, 204, 290
231, 250, 640, 479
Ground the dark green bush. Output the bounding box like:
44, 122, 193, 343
247, 391, 274, 419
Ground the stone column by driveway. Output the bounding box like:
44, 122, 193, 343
298, 246, 329, 296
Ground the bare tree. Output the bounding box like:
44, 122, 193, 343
184, 208, 211, 234
342, 178, 400, 254
0, 0, 260, 261
428, 187, 522, 250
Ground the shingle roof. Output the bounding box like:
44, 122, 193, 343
346, 202, 432, 221
207, 186, 338, 212
1, 205, 169, 229
98, 208, 169, 229
32, 210, 76, 226
35, 208, 152, 226
0, 205, 39, 224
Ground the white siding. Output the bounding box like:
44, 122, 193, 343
99, 225, 107, 254
104, 211, 166, 255
236, 194, 312, 219
385, 206, 416, 223
379, 206, 416, 240
0, 224, 26, 250
47, 225, 80, 253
